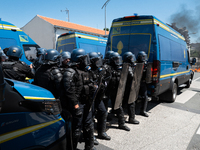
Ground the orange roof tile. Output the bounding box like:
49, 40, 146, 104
38, 15, 109, 36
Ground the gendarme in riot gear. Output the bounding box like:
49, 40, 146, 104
107, 52, 130, 131
33, 48, 46, 70
89, 52, 111, 141
33, 49, 62, 99
2, 46, 35, 82
122, 52, 140, 124
137, 51, 149, 117
60, 48, 96, 150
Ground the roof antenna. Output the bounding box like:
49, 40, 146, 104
61, 8, 69, 22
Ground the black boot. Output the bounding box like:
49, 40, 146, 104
97, 112, 111, 140
94, 136, 99, 145
84, 126, 96, 150
128, 102, 140, 124
73, 129, 81, 150
140, 97, 149, 117
117, 107, 130, 131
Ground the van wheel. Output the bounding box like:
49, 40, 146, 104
185, 77, 192, 88
160, 83, 177, 103
169, 83, 177, 102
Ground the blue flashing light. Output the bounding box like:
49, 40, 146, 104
134, 13, 138, 16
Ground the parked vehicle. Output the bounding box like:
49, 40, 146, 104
56, 32, 107, 57
0, 18, 39, 65
0, 65, 72, 150
106, 15, 196, 102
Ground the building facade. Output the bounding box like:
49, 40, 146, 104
21, 15, 108, 49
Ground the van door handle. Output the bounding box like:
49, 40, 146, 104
173, 62, 180, 67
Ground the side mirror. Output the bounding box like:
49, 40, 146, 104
191, 58, 196, 65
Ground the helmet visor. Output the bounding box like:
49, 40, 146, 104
78, 54, 91, 66
112, 56, 122, 66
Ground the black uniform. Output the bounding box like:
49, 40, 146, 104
90, 65, 111, 140
138, 62, 149, 117
107, 65, 130, 131
60, 66, 96, 150
34, 64, 62, 99
122, 64, 139, 124
2, 59, 34, 82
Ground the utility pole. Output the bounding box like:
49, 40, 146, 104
61, 8, 69, 22
102, 0, 110, 35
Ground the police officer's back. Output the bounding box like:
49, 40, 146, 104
2, 46, 34, 82
34, 49, 62, 99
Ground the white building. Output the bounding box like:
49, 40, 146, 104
21, 15, 108, 49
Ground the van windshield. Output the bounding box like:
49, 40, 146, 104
107, 20, 153, 58
56, 35, 75, 53
111, 34, 151, 57
23, 45, 39, 62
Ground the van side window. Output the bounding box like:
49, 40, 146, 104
23, 45, 38, 62
158, 35, 171, 61
159, 35, 186, 62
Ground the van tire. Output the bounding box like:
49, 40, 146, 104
160, 83, 177, 103
185, 77, 192, 88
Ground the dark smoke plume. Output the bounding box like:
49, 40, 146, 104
170, 4, 200, 43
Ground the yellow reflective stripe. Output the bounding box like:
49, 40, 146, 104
0, 118, 62, 144
2, 24, 22, 31
57, 33, 107, 42
153, 19, 185, 41
24, 96, 55, 100
0, 24, 3, 29
111, 18, 185, 41
160, 70, 190, 78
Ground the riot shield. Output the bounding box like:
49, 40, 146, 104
146, 62, 152, 84
114, 63, 129, 110
128, 63, 144, 104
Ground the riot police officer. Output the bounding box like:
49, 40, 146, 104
59, 51, 71, 68
122, 52, 140, 124
103, 51, 114, 64
60, 48, 96, 150
33, 49, 62, 99
137, 51, 149, 117
89, 52, 111, 141
2, 46, 35, 82
107, 52, 130, 131
33, 48, 46, 71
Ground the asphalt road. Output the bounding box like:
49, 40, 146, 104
78, 72, 200, 150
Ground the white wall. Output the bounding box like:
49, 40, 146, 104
22, 16, 55, 49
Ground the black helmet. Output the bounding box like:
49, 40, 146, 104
71, 48, 90, 67
89, 52, 102, 68
109, 52, 122, 66
37, 48, 46, 57
7, 46, 23, 58
105, 51, 114, 59
137, 51, 147, 63
44, 49, 60, 61
123, 52, 136, 64
60, 51, 71, 66
61, 51, 71, 60
97, 52, 103, 59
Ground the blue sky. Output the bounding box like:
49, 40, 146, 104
1, 0, 199, 43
